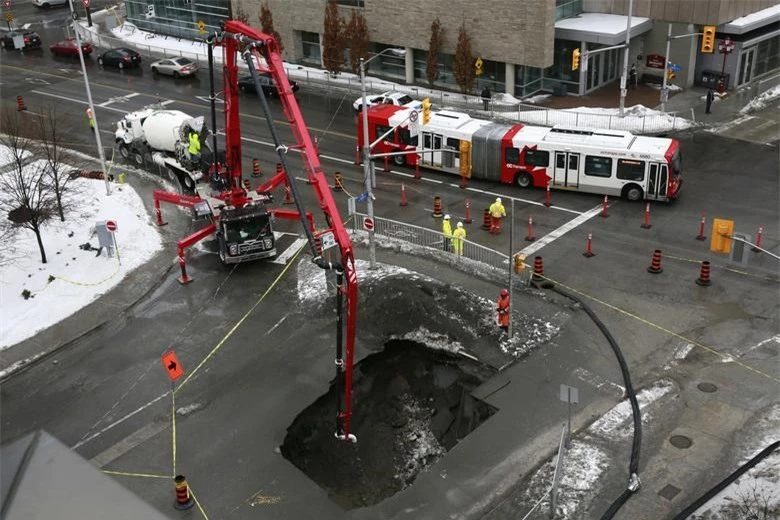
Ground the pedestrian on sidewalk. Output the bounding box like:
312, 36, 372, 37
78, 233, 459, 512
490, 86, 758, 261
496, 288, 509, 331
442, 214, 452, 252
629, 64, 637, 90
705, 89, 715, 114
481, 86, 491, 111
452, 221, 466, 256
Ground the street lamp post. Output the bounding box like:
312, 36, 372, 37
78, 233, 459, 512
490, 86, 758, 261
359, 49, 403, 269
717, 37, 735, 94
618, 0, 634, 117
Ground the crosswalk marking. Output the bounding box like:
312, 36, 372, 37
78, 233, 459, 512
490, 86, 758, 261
272, 237, 308, 265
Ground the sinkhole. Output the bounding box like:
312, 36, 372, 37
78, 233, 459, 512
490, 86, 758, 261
280, 339, 497, 509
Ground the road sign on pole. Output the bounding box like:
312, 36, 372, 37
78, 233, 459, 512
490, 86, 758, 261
363, 217, 374, 231
161, 350, 184, 382
105, 219, 117, 232
3, 0, 10, 10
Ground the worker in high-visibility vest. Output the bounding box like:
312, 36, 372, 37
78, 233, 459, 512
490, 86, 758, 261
496, 288, 510, 330
86, 107, 95, 131
442, 214, 452, 252
489, 197, 507, 234
452, 221, 466, 256
188, 131, 201, 162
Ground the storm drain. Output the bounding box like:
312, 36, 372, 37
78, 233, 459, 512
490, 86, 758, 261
697, 382, 718, 393
658, 483, 682, 501
669, 435, 693, 449
280, 340, 497, 509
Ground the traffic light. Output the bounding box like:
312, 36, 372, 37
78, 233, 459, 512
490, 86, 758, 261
701, 25, 716, 53
421, 98, 431, 125
571, 48, 580, 71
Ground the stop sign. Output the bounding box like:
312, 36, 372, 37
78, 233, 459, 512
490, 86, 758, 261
105, 220, 117, 232
363, 217, 374, 231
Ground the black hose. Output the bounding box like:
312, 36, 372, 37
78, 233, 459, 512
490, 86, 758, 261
671, 440, 780, 520
535, 282, 643, 519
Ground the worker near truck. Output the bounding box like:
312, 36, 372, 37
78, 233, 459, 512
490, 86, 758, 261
489, 197, 506, 234
188, 131, 201, 162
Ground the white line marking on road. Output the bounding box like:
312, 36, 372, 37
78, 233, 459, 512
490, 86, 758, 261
265, 316, 287, 336
159, 99, 176, 106
518, 204, 603, 257
98, 92, 141, 107
573, 367, 625, 397
272, 237, 307, 265
674, 343, 695, 359
744, 334, 780, 354
71, 391, 170, 450
31, 90, 128, 114
90, 420, 170, 468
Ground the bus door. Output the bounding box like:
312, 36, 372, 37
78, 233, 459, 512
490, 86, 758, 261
553, 152, 580, 188
646, 163, 669, 200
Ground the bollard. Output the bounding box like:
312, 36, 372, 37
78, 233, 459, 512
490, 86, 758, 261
399, 183, 408, 206
647, 249, 663, 274
384, 154, 389, 172
532, 256, 544, 282
460, 175, 467, 189
464, 198, 472, 224
154, 199, 167, 227
283, 184, 294, 204
544, 182, 551, 207
696, 214, 707, 241
640, 203, 652, 229
314, 136, 320, 158
525, 215, 535, 242
514, 253, 526, 274
173, 475, 195, 510
177, 251, 192, 285
16, 96, 27, 111
600, 195, 609, 218
751, 226, 763, 252
583, 233, 595, 258
355, 145, 361, 165
252, 158, 261, 177
333, 172, 343, 192
415, 161, 420, 180
481, 208, 491, 230
695, 261, 712, 286
432, 196, 443, 218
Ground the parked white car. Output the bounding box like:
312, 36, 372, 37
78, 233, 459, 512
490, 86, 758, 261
353, 91, 422, 113
32, 0, 67, 8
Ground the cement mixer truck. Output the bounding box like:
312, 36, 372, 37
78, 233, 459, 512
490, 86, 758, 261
115, 107, 216, 192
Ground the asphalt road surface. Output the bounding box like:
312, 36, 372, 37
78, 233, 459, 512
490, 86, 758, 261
1, 24, 779, 520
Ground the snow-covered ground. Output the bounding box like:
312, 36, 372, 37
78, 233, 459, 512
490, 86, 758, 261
0, 147, 162, 350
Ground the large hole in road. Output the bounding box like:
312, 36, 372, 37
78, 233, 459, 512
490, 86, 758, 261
280, 339, 497, 509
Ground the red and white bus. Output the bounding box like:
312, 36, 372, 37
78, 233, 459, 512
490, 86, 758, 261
358, 104, 682, 201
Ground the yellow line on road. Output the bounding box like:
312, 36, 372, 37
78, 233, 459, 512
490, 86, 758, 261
102, 470, 171, 479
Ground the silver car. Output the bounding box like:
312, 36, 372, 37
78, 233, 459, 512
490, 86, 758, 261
150, 57, 198, 78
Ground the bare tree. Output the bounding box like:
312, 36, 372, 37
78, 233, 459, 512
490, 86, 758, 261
426, 18, 444, 87
322, 0, 345, 74
344, 10, 369, 75
0, 108, 56, 264
234, 4, 249, 24
452, 20, 475, 94
259, 2, 284, 54
34, 104, 79, 222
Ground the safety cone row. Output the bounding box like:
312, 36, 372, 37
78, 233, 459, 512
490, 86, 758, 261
432, 196, 443, 218
333, 171, 343, 192
173, 475, 194, 510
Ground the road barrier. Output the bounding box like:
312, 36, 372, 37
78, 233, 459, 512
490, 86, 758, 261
696, 261, 712, 286
173, 475, 194, 510
16, 96, 26, 111
432, 196, 443, 218
647, 249, 664, 274
600, 195, 610, 218
481, 209, 491, 230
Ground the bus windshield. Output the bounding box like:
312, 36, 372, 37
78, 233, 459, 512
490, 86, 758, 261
671, 149, 682, 175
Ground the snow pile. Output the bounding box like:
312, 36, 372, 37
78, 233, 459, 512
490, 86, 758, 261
740, 85, 780, 114
588, 378, 675, 441
0, 170, 162, 349
392, 326, 464, 356
499, 312, 564, 358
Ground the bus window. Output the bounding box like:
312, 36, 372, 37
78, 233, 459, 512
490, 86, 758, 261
506, 147, 520, 164
584, 156, 612, 177
556, 153, 565, 169
525, 149, 549, 167
447, 138, 460, 160
616, 159, 645, 181
399, 128, 418, 146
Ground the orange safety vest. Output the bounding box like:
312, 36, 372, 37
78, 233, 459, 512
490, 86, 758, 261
496, 294, 509, 327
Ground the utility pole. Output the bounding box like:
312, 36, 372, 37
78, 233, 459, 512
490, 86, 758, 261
618, 0, 634, 117
507, 198, 514, 338
68, 0, 110, 196
660, 23, 672, 112
359, 57, 377, 269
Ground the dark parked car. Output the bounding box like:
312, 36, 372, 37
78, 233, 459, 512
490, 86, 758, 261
1, 31, 42, 50
238, 72, 299, 97
97, 48, 142, 69
49, 38, 93, 57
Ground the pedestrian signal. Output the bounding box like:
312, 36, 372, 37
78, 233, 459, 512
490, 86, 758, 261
666, 68, 675, 81
701, 25, 716, 54
421, 98, 431, 125
571, 48, 580, 71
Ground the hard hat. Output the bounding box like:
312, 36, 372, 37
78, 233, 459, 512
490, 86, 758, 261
457, 222, 463, 228
444, 214, 450, 220
496, 197, 502, 204
501, 288, 508, 297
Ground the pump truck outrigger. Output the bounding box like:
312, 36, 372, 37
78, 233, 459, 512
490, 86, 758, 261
151, 20, 359, 442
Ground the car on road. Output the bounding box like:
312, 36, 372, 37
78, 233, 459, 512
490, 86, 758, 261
1, 30, 42, 50
238, 72, 299, 97
150, 57, 198, 78
97, 48, 142, 69
352, 91, 422, 113
49, 38, 93, 57
32, 0, 67, 7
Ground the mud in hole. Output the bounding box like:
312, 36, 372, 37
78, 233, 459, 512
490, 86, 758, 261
281, 339, 497, 509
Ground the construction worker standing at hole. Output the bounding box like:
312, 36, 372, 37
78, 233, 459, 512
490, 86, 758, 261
496, 289, 510, 330
489, 197, 506, 234
452, 221, 466, 256
442, 214, 452, 252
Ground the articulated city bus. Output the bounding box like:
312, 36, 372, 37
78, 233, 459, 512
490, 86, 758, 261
358, 105, 682, 202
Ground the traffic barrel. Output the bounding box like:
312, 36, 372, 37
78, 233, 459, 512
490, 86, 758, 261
647, 249, 663, 274
252, 158, 261, 177
333, 171, 343, 192
275, 162, 284, 178
481, 209, 491, 230
283, 184, 294, 204
17, 96, 26, 111
532, 256, 544, 282
432, 196, 443, 218
314, 236, 323, 257
695, 261, 712, 286
173, 475, 195, 510
243, 179, 251, 192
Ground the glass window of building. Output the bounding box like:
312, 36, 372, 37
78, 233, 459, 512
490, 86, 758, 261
124, 0, 228, 39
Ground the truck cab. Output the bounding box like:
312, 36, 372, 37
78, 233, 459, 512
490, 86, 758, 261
216, 205, 277, 264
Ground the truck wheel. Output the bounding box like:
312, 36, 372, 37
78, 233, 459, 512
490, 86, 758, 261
133, 152, 143, 166
393, 154, 405, 166
515, 172, 533, 189
622, 184, 643, 201
181, 174, 195, 192
118, 143, 130, 160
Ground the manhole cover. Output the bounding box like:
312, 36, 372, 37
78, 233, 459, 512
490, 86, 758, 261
658, 484, 682, 501
670, 435, 693, 449
697, 382, 717, 393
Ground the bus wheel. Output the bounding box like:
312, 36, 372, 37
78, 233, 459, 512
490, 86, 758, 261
623, 184, 643, 201
393, 154, 405, 166
515, 172, 532, 189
